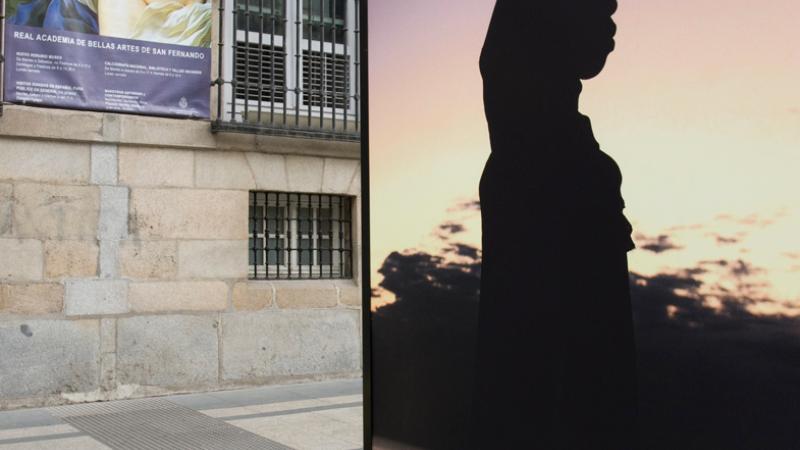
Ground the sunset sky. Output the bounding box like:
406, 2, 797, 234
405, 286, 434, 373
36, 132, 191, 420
368, 0, 800, 314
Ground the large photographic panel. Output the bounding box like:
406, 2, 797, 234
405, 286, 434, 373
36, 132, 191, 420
369, 0, 800, 448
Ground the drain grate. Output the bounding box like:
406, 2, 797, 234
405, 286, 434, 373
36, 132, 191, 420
49, 398, 294, 450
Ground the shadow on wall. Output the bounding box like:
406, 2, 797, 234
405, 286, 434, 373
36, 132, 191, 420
371, 216, 800, 450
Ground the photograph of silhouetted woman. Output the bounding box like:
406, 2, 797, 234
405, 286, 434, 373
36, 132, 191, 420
472, 1, 638, 448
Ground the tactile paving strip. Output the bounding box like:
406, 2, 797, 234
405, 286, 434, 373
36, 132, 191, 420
49, 398, 294, 450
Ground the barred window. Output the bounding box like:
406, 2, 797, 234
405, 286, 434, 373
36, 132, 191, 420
249, 192, 353, 280
236, 0, 286, 36
222, 0, 358, 133
235, 43, 287, 103
302, 0, 347, 44
302, 50, 349, 109
300, 0, 350, 110
234, 0, 286, 105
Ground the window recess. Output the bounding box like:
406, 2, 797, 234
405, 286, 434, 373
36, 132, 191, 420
214, 0, 360, 141
249, 191, 353, 280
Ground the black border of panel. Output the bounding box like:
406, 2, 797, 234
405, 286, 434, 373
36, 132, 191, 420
359, 0, 372, 447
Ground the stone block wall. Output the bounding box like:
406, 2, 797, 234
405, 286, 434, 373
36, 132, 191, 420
0, 107, 363, 410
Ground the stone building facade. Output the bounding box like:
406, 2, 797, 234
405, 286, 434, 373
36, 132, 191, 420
0, 51, 363, 409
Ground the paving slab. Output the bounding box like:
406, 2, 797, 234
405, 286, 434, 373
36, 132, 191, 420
0, 379, 363, 450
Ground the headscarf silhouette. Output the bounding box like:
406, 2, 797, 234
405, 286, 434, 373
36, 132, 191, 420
473, 1, 638, 448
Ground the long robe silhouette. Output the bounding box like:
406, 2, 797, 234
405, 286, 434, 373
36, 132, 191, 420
472, 1, 639, 448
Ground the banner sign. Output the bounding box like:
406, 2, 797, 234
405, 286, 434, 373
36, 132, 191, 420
3, 0, 212, 118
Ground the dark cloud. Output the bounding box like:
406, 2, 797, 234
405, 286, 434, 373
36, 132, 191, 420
635, 233, 684, 254
373, 219, 800, 449
740, 215, 774, 228
438, 221, 466, 234
378, 250, 481, 300
444, 243, 481, 259
449, 199, 481, 212
716, 213, 776, 228
729, 259, 764, 278
714, 234, 740, 245
700, 259, 729, 267
629, 267, 778, 330
666, 223, 705, 232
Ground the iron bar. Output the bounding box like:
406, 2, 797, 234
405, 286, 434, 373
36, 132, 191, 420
282, 2, 288, 125
339, 191, 344, 277
328, 195, 334, 276
231, 3, 238, 120
294, 0, 301, 128
342, 7, 350, 133
306, 194, 311, 278
354, 0, 359, 131
319, 0, 325, 129
331, 0, 337, 130
216, 0, 225, 120
261, 192, 268, 278
250, 191, 257, 277
257, 0, 264, 123
279, 192, 286, 278
267, 0, 273, 122
244, 0, 251, 119
306, 2, 312, 128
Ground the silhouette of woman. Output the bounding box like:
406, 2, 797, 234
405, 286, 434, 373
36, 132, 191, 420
472, 1, 638, 448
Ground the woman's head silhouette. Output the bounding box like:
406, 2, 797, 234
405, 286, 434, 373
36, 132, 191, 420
481, 0, 618, 82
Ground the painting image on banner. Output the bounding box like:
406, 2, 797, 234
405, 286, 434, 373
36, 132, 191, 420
3, 0, 212, 118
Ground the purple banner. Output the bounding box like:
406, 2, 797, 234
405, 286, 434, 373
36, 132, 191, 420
3, 24, 210, 119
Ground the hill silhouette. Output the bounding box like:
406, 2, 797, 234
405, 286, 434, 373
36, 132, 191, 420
372, 220, 800, 449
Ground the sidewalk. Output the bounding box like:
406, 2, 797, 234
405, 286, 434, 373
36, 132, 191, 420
0, 379, 363, 450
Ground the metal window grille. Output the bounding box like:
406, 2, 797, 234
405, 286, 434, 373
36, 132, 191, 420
214, 0, 360, 141
302, 50, 349, 109
235, 42, 286, 103
302, 0, 346, 44
249, 191, 353, 280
